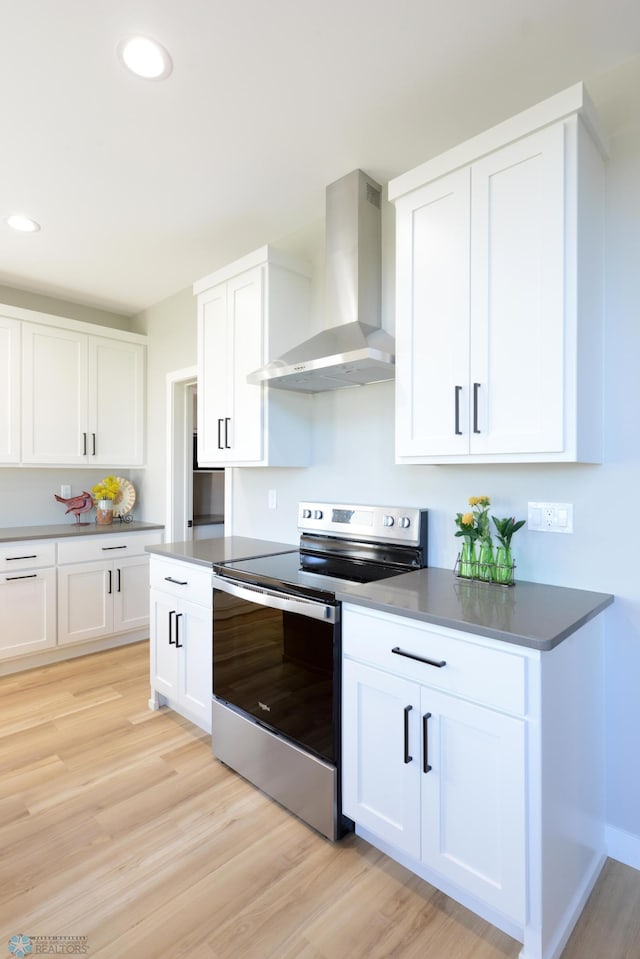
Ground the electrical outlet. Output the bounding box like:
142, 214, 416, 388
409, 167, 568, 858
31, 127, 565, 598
528, 502, 573, 533
267, 489, 277, 510
60, 484, 71, 499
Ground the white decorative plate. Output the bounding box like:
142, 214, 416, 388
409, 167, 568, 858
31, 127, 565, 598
113, 477, 136, 517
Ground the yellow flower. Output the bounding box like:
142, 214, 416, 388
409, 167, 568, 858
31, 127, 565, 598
469, 495, 490, 507
91, 475, 120, 501
461, 512, 474, 526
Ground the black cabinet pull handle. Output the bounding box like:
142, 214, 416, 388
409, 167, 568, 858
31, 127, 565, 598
454, 385, 462, 435
403, 705, 413, 764
107, 570, 112, 595
168, 609, 176, 645
392, 646, 446, 669
423, 712, 432, 773
102, 545, 127, 551
6, 555, 37, 561
175, 612, 184, 648
6, 573, 37, 581
82, 432, 87, 455
116, 568, 121, 593
217, 418, 223, 450
92, 433, 96, 456
473, 382, 481, 433
164, 576, 188, 585
224, 417, 231, 449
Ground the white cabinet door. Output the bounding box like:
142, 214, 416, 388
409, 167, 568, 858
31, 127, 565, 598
89, 336, 145, 466
177, 597, 213, 729
197, 283, 229, 465
197, 267, 264, 466
0, 316, 21, 464
395, 169, 470, 459
0, 567, 56, 660
342, 659, 421, 856
57, 560, 113, 645
226, 267, 264, 463
22, 324, 88, 465
420, 687, 526, 923
469, 123, 565, 456
150, 587, 179, 700
113, 555, 150, 632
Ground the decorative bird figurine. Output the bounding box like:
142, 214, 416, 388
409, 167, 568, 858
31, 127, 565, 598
54, 491, 94, 525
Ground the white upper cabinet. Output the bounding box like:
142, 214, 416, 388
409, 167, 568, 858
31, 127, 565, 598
21, 318, 145, 467
0, 316, 21, 464
195, 245, 311, 467
389, 83, 607, 464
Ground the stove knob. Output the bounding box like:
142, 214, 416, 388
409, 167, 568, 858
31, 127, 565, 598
313, 509, 323, 520
399, 516, 411, 529
383, 515, 395, 527
302, 508, 312, 519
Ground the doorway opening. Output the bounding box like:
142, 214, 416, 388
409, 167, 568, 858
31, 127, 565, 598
165, 366, 231, 544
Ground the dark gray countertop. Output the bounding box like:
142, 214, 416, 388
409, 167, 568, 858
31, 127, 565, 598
336, 566, 614, 651
0, 521, 164, 543
146, 536, 296, 567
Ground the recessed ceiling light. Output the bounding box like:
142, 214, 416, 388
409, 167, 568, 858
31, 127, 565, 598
118, 36, 173, 80
7, 214, 41, 233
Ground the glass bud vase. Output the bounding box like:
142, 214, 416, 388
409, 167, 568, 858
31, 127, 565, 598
478, 541, 494, 581
459, 540, 477, 579
96, 498, 114, 526
495, 546, 514, 585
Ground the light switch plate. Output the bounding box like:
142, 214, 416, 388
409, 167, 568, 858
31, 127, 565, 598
60, 484, 71, 499
528, 501, 573, 533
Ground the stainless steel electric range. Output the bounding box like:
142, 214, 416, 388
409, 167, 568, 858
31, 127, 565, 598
210, 502, 428, 840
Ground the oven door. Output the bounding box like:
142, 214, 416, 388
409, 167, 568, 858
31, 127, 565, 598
212, 574, 340, 763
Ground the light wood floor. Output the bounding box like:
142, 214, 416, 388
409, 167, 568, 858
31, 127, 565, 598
1, 642, 639, 959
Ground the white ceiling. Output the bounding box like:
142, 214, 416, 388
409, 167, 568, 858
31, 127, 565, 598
2, 0, 640, 316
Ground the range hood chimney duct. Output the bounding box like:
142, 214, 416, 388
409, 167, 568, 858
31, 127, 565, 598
247, 169, 394, 392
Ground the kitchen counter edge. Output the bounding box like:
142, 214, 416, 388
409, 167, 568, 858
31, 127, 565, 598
336, 566, 614, 651
0, 521, 165, 543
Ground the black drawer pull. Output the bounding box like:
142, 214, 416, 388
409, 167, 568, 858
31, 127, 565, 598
165, 576, 188, 586
102, 545, 127, 551
392, 646, 446, 669
6, 555, 37, 561
6, 573, 37, 581
423, 712, 432, 773
403, 705, 413, 764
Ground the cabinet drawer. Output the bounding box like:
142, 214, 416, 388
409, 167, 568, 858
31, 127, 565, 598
0, 541, 56, 571
343, 606, 526, 715
150, 557, 212, 606
58, 531, 162, 565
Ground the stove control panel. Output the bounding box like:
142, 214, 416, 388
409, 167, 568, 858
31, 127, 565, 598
298, 502, 428, 547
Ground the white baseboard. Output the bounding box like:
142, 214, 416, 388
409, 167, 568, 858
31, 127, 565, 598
606, 824, 640, 871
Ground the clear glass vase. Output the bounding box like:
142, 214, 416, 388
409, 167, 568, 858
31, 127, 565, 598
494, 546, 514, 585
478, 541, 494, 581
459, 540, 477, 578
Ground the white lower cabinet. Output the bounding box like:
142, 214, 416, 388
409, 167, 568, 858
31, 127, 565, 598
342, 602, 607, 959
343, 652, 525, 924
149, 557, 212, 732
57, 531, 161, 646
0, 541, 57, 660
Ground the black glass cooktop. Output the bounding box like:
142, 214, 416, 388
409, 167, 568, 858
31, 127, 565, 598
214, 548, 409, 602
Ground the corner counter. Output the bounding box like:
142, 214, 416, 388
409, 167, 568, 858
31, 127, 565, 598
336, 566, 613, 651
146, 536, 295, 567
0, 520, 164, 543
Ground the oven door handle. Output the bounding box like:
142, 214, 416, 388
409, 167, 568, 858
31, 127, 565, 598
212, 574, 337, 624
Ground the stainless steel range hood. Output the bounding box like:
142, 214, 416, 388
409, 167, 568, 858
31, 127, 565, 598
247, 169, 394, 393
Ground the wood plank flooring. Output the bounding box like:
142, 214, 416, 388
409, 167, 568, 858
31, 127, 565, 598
1, 642, 639, 958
